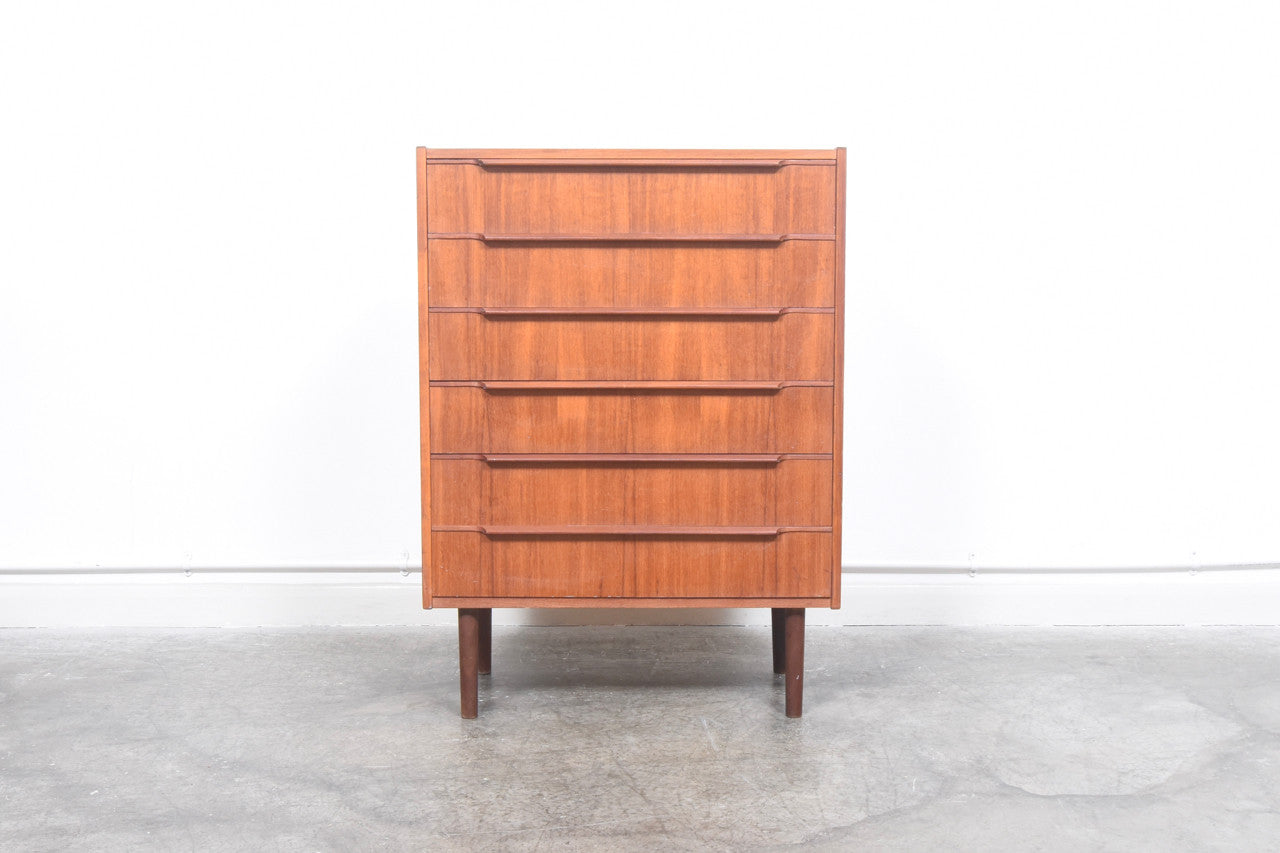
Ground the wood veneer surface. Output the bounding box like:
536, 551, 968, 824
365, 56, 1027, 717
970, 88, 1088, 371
418, 148, 844, 607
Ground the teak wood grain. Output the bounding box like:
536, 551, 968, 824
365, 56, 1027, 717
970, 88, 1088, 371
428, 384, 834, 454
831, 148, 847, 607
417, 148, 433, 609
427, 312, 834, 381
417, 148, 845, 717
426, 163, 835, 235
430, 531, 832, 599
427, 239, 835, 308
431, 457, 833, 527
424, 148, 836, 160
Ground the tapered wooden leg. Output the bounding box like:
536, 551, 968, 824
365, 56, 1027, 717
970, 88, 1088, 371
784, 608, 805, 718
477, 608, 492, 675
771, 608, 786, 674
458, 608, 480, 719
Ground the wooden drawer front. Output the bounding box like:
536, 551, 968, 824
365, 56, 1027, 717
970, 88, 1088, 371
427, 239, 835, 309
431, 531, 832, 599
432, 533, 624, 598
426, 163, 836, 236
428, 312, 833, 381
634, 533, 832, 598
429, 385, 833, 453
432, 457, 832, 527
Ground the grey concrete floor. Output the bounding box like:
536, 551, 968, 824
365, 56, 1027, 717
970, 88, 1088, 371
1, 627, 1279, 852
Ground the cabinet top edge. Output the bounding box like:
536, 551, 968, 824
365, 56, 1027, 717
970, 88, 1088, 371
421, 148, 839, 161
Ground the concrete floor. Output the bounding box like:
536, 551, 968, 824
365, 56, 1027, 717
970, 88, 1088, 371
1, 627, 1278, 851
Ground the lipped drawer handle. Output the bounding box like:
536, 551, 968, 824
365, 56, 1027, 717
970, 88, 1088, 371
432, 525, 832, 539
481, 233, 791, 244
472, 158, 803, 170
429, 380, 829, 394
432, 306, 833, 320
477, 453, 789, 465
427, 232, 836, 244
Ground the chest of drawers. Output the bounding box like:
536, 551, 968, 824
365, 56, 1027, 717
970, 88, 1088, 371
416, 148, 845, 717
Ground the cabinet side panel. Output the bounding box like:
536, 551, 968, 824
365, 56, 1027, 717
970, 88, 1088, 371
417, 147, 433, 608
832, 149, 846, 608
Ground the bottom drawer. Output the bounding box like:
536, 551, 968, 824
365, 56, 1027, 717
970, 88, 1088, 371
430, 531, 832, 599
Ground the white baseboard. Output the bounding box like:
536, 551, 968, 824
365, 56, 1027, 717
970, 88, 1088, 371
2, 567, 1278, 627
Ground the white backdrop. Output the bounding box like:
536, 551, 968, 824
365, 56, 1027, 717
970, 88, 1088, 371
3, 0, 1279, 582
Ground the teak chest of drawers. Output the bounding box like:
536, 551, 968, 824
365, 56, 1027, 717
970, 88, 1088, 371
416, 148, 845, 718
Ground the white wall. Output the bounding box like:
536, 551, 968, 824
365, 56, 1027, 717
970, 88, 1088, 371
2, 2, 1278, 621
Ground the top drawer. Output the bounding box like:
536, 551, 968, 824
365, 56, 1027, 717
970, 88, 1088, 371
426, 161, 837, 236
